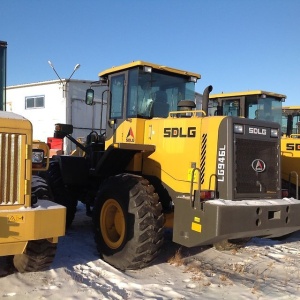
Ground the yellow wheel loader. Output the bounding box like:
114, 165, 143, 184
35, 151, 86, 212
44, 61, 300, 270
281, 106, 300, 197
0, 41, 66, 272
209, 91, 300, 198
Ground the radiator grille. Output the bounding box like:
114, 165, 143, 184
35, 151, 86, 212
0, 133, 25, 205
235, 138, 278, 195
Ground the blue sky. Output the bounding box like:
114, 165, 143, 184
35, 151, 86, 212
1, 0, 300, 104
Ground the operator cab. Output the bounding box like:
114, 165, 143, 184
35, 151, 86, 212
85, 61, 200, 145
86, 61, 200, 119
209, 91, 286, 127
281, 106, 300, 137
104, 61, 199, 120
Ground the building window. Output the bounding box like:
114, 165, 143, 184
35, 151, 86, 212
25, 95, 45, 109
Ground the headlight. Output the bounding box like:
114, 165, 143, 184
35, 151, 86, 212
234, 124, 244, 134
32, 149, 44, 164
270, 128, 279, 138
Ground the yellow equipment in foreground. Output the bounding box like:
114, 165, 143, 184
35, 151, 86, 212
0, 41, 66, 272
45, 61, 300, 271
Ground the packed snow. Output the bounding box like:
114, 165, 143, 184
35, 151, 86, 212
1, 203, 300, 299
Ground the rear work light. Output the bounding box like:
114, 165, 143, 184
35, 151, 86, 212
200, 190, 216, 201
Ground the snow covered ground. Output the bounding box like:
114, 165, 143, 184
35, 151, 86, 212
1, 203, 300, 299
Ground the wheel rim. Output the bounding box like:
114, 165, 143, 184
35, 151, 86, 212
100, 198, 126, 249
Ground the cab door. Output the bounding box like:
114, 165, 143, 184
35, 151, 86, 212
106, 72, 127, 142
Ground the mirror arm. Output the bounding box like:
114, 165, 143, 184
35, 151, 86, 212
66, 134, 87, 152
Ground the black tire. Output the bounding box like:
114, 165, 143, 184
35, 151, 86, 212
31, 175, 51, 204
40, 161, 77, 228
93, 174, 164, 270
13, 239, 57, 273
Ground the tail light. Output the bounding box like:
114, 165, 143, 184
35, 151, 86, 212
281, 189, 289, 198
200, 190, 216, 200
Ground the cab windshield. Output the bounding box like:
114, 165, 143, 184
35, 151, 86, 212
282, 110, 300, 135
127, 68, 196, 118
208, 95, 282, 126
246, 96, 282, 125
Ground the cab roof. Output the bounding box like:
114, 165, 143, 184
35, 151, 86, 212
283, 106, 300, 111
99, 60, 201, 79
210, 90, 286, 100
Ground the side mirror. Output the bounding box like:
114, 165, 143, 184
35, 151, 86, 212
99, 78, 109, 86
86, 88, 95, 105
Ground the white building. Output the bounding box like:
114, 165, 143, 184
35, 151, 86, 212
7, 79, 107, 154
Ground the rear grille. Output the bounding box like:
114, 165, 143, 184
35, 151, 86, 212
0, 133, 26, 205
235, 138, 279, 195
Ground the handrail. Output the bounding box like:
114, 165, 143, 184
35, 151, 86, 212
190, 167, 201, 208
169, 109, 206, 118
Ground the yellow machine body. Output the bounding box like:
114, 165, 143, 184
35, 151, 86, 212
93, 62, 298, 247
0, 105, 65, 257
281, 106, 300, 188
53, 61, 300, 250
105, 112, 223, 194
0, 40, 66, 274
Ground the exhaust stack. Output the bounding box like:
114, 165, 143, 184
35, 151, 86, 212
202, 85, 213, 116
